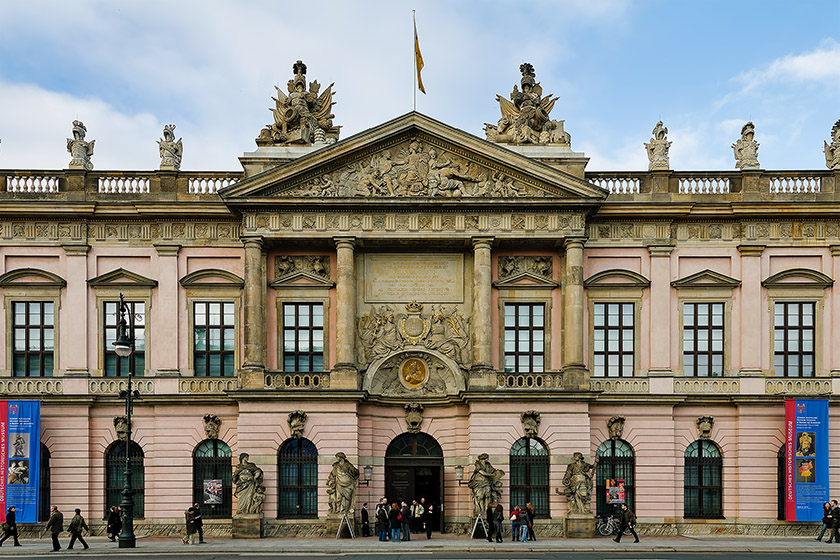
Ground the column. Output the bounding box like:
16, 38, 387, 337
562, 238, 586, 386
647, 245, 674, 376
332, 237, 358, 389
242, 237, 265, 370
738, 245, 765, 375
471, 237, 493, 370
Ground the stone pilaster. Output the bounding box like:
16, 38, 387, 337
647, 245, 674, 377
242, 237, 266, 383
562, 238, 587, 387
470, 237, 494, 389
332, 236, 358, 389
737, 244, 766, 376
61, 244, 90, 376
153, 243, 181, 376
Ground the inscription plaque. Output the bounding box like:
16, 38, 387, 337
364, 254, 464, 303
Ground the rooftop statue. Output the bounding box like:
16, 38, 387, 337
257, 60, 339, 146
158, 124, 183, 171
645, 121, 672, 170
825, 119, 840, 170
485, 63, 570, 146
67, 120, 95, 170
732, 121, 760, 169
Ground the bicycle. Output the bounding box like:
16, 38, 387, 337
595, 513, 620, 536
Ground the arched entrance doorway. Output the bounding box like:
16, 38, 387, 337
385, 432, 443, 532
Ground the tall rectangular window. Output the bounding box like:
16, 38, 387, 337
503, 303, 545, 373
194, 302, 235, 377
283, 303, 324, 372
12, 302, 54, 377
104, 301, 145, 377
774, 302, 815, 377
683, 302, 724, 377
593, 302, 634, 377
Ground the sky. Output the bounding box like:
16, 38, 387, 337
0, 0, 838, 172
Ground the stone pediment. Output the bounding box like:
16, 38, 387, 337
494, 271, 559, 289
584, 269, 650, 288
0, 268, 66, 287
671, 269, 741, 288
269, 270, 334, 288
221, 112, 606, 202
180, 269, 245, 289
762, 268, 833, 288
87, 268, 158, 287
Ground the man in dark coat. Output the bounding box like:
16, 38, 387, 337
828, 500, 840, 543
192, 503, 205, 543
42, 505, 64, 551
67, 508, 90, 550
0, 506, 21, 546
106, 506, 121, 542
485, 502, 495, 542
361, 503, 370, 537
613, 503, 640, 543
400, 501, 411, 541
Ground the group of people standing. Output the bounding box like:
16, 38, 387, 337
488, 503, 537, 543
364, 498, 434, 542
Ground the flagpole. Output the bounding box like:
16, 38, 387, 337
412, 10, 417, 112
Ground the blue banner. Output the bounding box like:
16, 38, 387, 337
3, 401, 40, 523
785, 399, 829, 522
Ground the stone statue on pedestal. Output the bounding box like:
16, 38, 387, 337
468, 453, 504, 517
67, 120, 94, 170
326, 452, 359, 515
233, 453, 265, 514
645, 121, 672, 170
732, 121, 760, 169
158, 124, 183, 171
560, 452, 599, 515
825, 119, 840, 170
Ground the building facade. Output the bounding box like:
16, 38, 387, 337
2, 62, 840, 536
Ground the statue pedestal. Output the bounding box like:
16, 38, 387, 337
232, 513, 264, 539
564, 513, 595, 538
326, 513, 355, 538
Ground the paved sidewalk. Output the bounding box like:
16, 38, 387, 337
0, 533, 838, 555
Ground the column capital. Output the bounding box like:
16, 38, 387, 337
153, 243, 181, 257
737, 244, 766, 258
829, 245, 840, 257
646, 244, 674, 258
471, 236, 494, 250
562, 237, 586, 250
333, 236, 356, 249
241, 236, 264, 250
61, 243, 90, 257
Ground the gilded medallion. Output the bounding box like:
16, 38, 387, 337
400, 358, 427, 387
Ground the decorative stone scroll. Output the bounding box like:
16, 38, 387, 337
696, 416, 714, 440
280, 139, 552, 198
113, 415, 128, 441
825, 119, 840, 170
357, 302, 470, 369
404, 402, 424, 433
67, 120, 94, 170
607, 415, 625, 439
257, 60, 338, 146
275, 255, 330, 280
733, 121, 760, 169
497, 255, 552, 281
158, 124, 183, 171
645, 121, 671, 170
288, 410, 307, 439
203, 414, 221, 439
521, 410, 541, 438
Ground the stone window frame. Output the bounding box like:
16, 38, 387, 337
762, 268, 833, 378
584, 270, 649, 378
671, 271, 740, 378
0, 269, 66, 378
181, 269, 245, 378
94, 292, 152, 378
273, 292, 331, 374
496, 291, 555, 374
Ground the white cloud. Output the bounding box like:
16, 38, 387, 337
734, 39, 840, 94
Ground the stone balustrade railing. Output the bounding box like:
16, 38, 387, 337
89, 378, 156, 394
265, 372, 330, 389
678, 176, 731, 194
496, 372, 564, 389
0, 378, 63, 394
589, 377, 650, 393
5, 173, 61, 193
765, 378, 831, 395
180, 377, 240, 393
768, 174, 821, 193
98, 175, 150, 194
674, 378, 740, 394
589, 174, 642, 194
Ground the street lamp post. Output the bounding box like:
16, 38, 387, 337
113, 293, 140, 548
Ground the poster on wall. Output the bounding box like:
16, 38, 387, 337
605, 479, 626, 504
0, 401, 41, 523
785, 399, 828, 522
204, 479, 223, 504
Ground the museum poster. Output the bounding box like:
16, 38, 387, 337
204, 479, 223, 504
0, 400, 41, 523
606, 479, 626, 504
785, 399, 828, 522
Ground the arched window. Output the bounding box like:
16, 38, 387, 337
386, 432, 443, 457
509, 437, 549, 517
277, 438, 318, 518
684, 440, 722, 518
193, 440, 232, 518
39, 443, 51, 522
777, 444, 786, 521
105, 440, 144, 518
596, 439, 635, 515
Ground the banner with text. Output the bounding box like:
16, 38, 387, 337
785, 399, 828, 522
0, 401, 41, 524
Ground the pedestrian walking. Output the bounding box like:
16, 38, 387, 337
42, 505, 64, 552
0, 506, 21, 547
400, 501, 411, 541
510, 505, 521, 541
827, 500, 840, 543
410, 499, 424, 534
518, 506, 530, 542
485, 502, 495, 542
493, 504, 504, 543
613, 503, 640, 543
192, 503, 205, 543
67, 508, 90, 550
388, 502, 402, 542
526, 502, 537, 541
376, 503, 389, 541
817, 502, 832, 541
423, 504, 434, 539
106, 506, 121, 542
182, 506, 197, 545
361, 503, 370, 537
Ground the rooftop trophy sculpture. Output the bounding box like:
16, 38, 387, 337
326, 452, 359, 515
233, 453, 265, 515
733, 121, 760, 169
468, 453, 504, 518
257, 60, 339, 146
485, 63, 570, 146
825, 119, 840, 170
67, 120, 94, 170
158, 124, 183, 171
645, 121, 672, 170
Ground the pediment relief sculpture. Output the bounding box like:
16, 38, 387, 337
280, 139, 555, 199
497, 255, 553, 282
366, 351, 464, 398
275, 255, 330, 281
357, 302, 471, 369
825, 119, 840, 170
257, 60, 339, 147
485, 63, 570, 146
